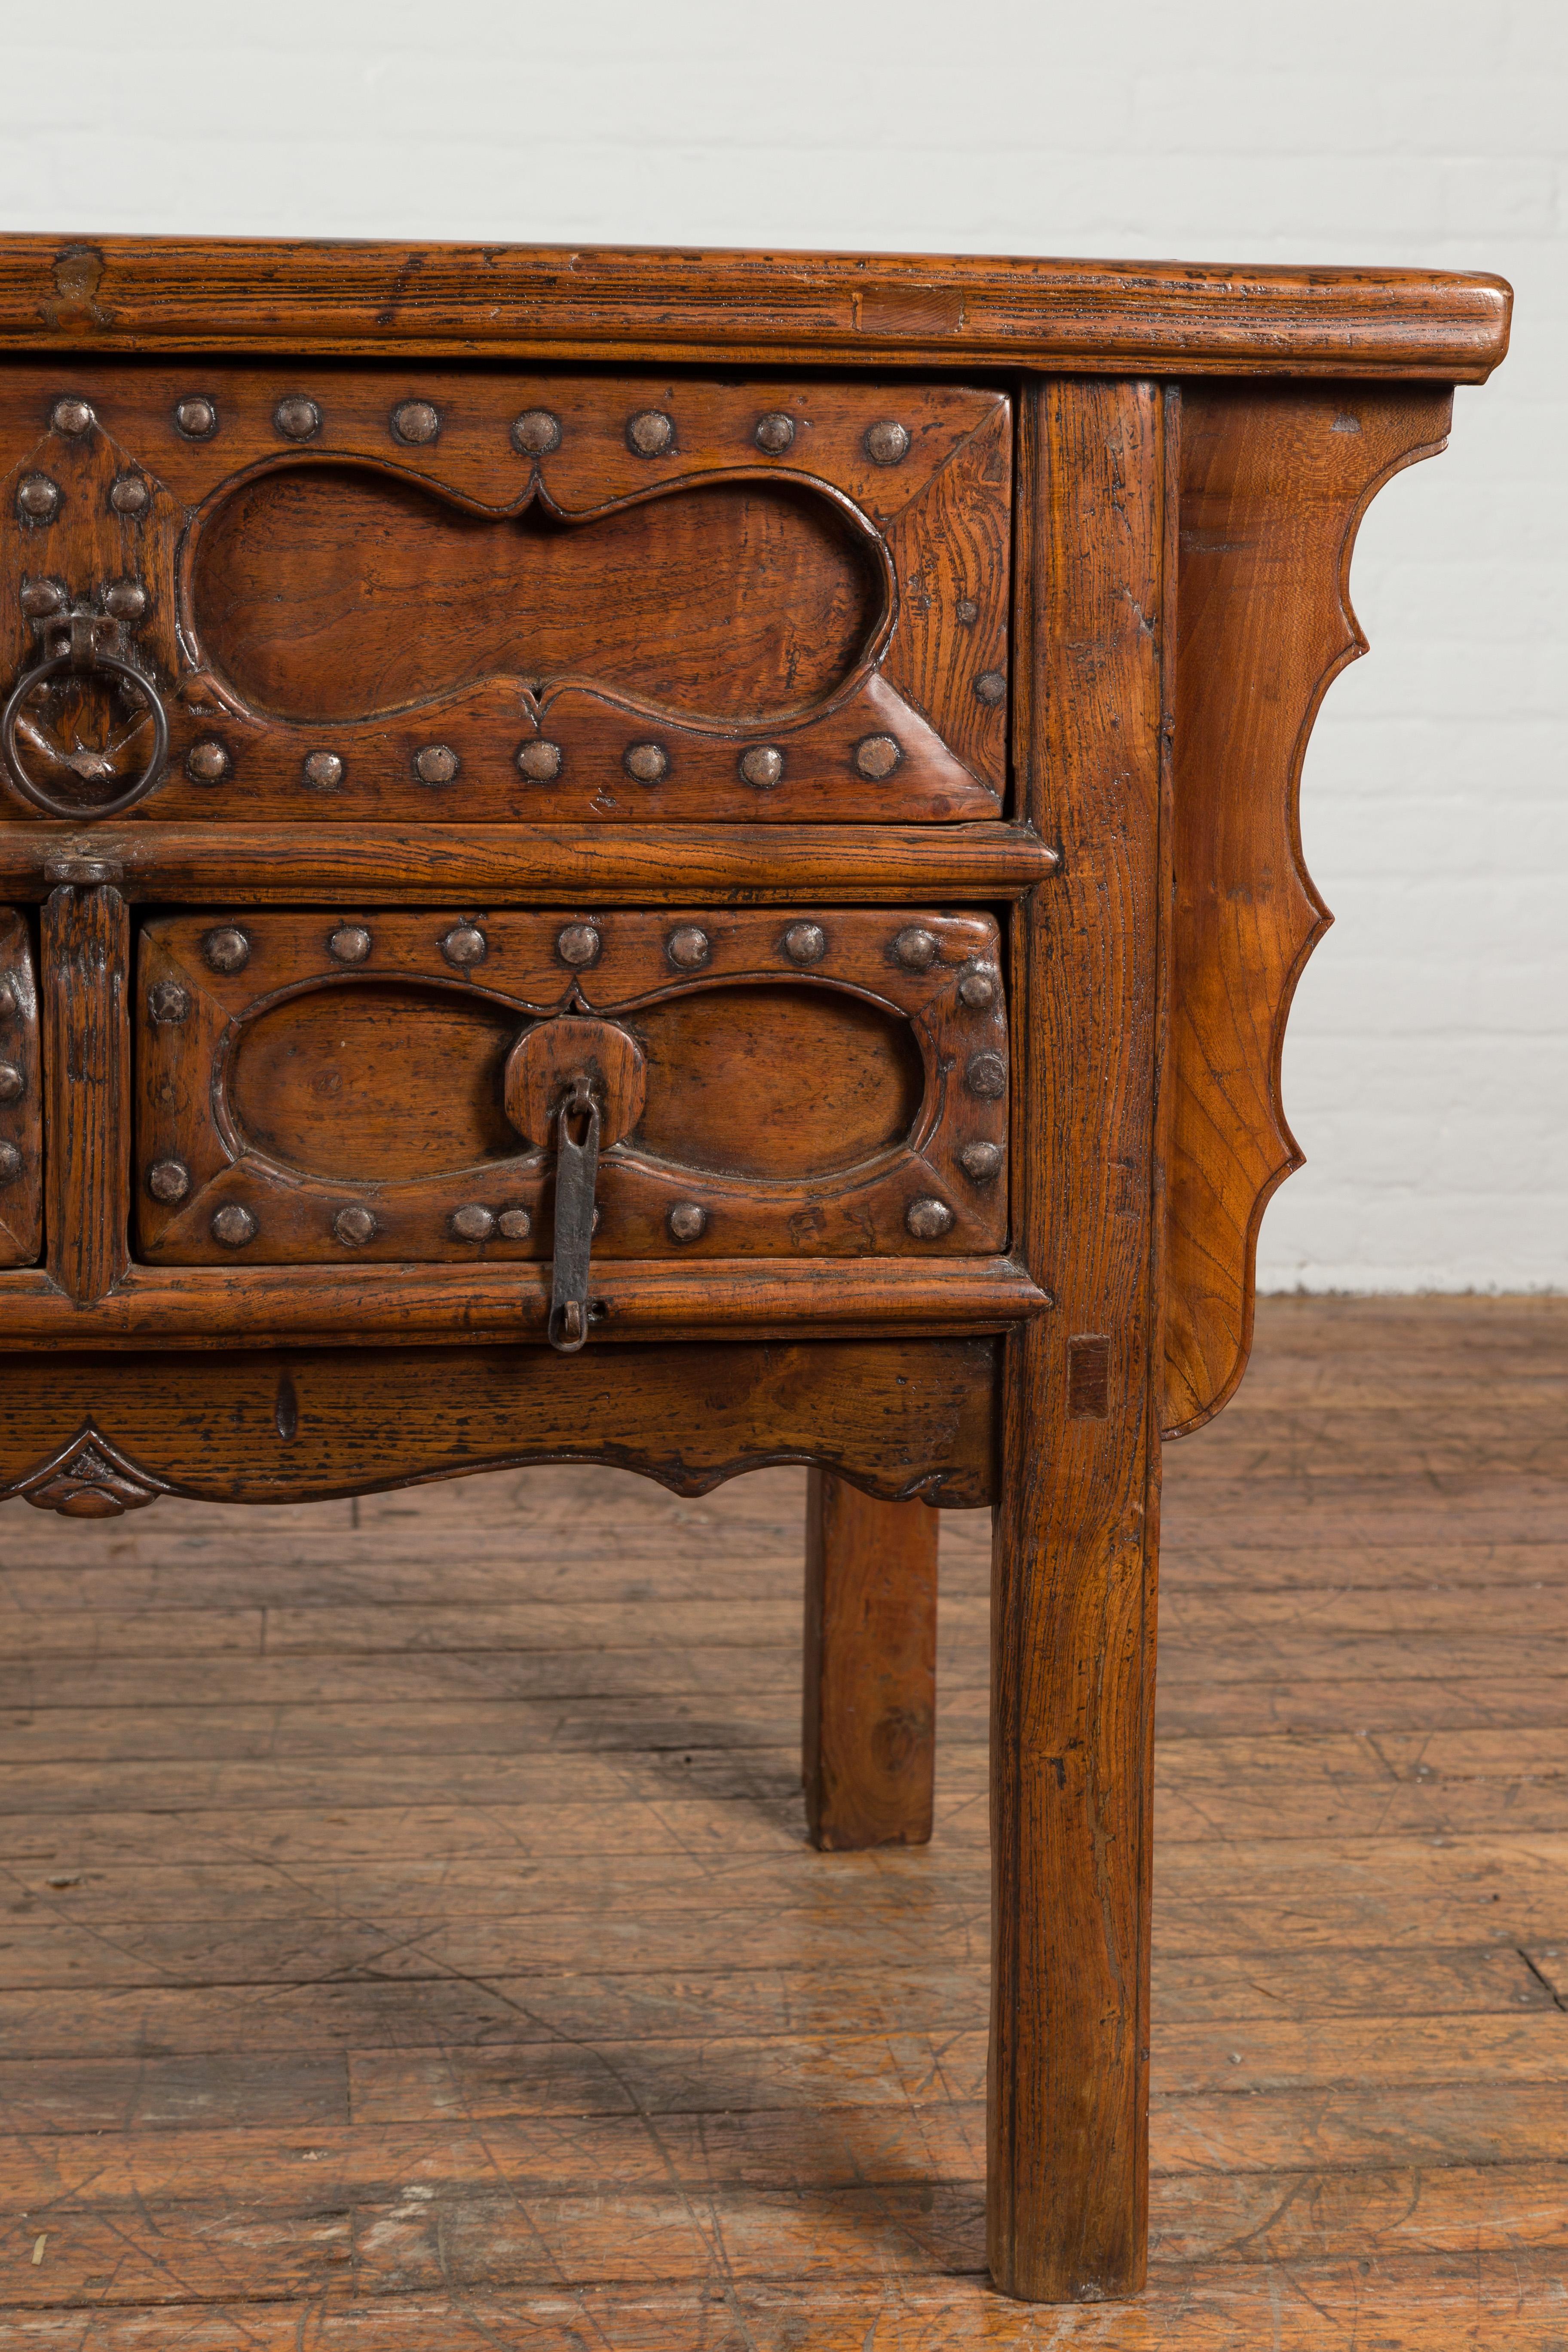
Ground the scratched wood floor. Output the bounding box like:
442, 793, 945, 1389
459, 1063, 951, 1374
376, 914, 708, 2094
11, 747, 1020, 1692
0, 1295, 1564, 2349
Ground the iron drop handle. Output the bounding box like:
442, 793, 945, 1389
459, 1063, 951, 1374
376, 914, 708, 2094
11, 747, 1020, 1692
2, 604, 169, 819
548, 1073, 601, 1354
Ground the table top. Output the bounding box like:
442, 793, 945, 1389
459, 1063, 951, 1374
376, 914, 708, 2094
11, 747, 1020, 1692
0, 236, 1513, 380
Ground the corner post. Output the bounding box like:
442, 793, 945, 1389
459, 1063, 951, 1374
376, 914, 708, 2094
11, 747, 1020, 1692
987, 378, 1170, 2300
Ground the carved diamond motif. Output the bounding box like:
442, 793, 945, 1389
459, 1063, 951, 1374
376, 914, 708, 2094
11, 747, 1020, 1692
16, 1424, 166, 1517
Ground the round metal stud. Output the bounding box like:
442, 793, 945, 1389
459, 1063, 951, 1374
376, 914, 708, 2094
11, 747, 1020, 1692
966, 1050, 1008, 1100
274, 395, 321, 441
451, 1203, 496, 1242
303, 750, 344, 790
957, 962, 997, 1009
391, 399, 441, 445
624, 741, 668, 784
333, 1203, 377, 1247
557, 922, 600, 969
892, 925, 939, 972
739, 744, 784, 789
855, 734, 902, 781
147, 978, 191, 1024
864, 420, 910, 466
51, 398, 94, 437
511, 408, 562, 456
186, 738, 230, 784
0, 1142, 21, 1185
147, 1158, 190, 1204
626, 409, 674, 457
211, 1203, 257, 1248
202, 927, 251, 974
17, 475, 60, 521
783, 922, 826, 965
974, 669, 1008, 706
754, 411, 795, 453
441, 925, 487, 968
955, 597, 979, 626
667, 925, 710, 971
328, 924, 372, 965
104, 580, 147, 620
174, 396, 218, 440
960, 1140, 1004, 1182
497, 1206, 533, 1240
0, 1061, 22, 1102
415, 744, 458, 786
668, 1201, 707, 1243
19, 580, 64, 617
906, 1195, 955, 1239
516, 740, 563, 783
110, 472, 150, 515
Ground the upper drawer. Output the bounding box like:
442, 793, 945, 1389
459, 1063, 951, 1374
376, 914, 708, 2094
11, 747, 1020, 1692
0, 364, 1010, 826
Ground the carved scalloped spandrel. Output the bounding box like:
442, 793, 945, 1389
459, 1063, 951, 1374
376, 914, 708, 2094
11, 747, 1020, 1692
1163, 383, 1455, 1439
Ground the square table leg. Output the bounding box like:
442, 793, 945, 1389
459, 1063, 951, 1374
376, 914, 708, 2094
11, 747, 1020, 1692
802, 1471, 938, 1850
986, 374, 1168, 2300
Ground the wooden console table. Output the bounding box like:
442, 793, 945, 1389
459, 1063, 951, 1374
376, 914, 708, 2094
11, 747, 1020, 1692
0, 237, 1508, 2301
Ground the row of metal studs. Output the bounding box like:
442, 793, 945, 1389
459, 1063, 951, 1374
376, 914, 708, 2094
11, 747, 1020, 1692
31, 392, 924, 464
150, 1186, 995, 1251
173, 715, 1005, 796
179, 919, 1004, 1011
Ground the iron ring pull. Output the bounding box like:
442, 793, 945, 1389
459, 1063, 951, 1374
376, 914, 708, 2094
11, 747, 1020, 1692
1, 640, 170, 820
548, 1073, 602, 1354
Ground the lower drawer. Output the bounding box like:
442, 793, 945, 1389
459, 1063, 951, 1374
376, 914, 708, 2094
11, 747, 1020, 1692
135, 906, 1009, 1265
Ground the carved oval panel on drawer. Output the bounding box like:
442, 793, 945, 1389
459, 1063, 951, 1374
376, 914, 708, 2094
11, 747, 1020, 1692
230, 984, 520, 1180
194, 469, 879, 726
632, 985, 923, 1179
133, 908, 1009, 1264
0, 366, 1009, 823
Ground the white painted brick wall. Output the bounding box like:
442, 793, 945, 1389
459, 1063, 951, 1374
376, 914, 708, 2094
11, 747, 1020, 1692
3, 0, 1562, 1290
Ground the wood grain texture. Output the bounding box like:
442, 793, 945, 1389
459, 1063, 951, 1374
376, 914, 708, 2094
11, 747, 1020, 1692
193, 470, 876, 721
803, 1471, 939, 1851
1161, 386, 1456, 1439
135, 906, 1009, 1265
0, 821, 1058, 903
0, 1253, 1048, 1348
40, 882, 129, 1304
0, 905, 40, 1263
883, 398, 1014, 785
0, 238, 1512, 377
987, 380, 1167, 2300
0, 1338, 1000, 1510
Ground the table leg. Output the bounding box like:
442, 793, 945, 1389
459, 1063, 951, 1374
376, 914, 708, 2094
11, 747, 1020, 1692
986, 374, 1167, 2300
988, 1325, 1159, 2300
802, 1469, 937, 1850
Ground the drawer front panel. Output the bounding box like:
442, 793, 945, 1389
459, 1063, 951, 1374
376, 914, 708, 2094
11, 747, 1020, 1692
1, 365, 1010, 825
0, 906, 40, 1263
135, 909, 1008, 1264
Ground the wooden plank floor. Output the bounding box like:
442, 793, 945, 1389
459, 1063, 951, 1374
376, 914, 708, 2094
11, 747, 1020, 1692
0, 1295, 1564, 2347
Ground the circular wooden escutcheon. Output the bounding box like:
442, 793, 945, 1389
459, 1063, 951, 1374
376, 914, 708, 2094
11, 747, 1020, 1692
503, 1014, 647, 1148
